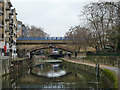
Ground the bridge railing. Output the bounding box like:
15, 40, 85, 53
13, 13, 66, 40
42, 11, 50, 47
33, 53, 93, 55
17, 37, 71, 41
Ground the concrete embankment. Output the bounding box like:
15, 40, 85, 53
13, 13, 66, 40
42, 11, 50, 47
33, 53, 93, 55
0, 57, 29, 76
0, 56, 10, 76
62, 58, 118, 88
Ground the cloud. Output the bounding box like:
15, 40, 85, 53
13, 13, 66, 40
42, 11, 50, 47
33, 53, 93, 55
11, 0, 97, 3
13, 0, 116, 36
11, 0, 119, 37
11, 0, 119, 3
11, 2, 82, 37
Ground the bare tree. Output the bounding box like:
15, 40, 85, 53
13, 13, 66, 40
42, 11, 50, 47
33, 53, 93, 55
81, 2, 118, 51
27, 25, 49, 38
65, 26, 88, 53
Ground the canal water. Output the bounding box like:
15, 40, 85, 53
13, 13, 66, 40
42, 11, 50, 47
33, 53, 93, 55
2, 59, 107, 89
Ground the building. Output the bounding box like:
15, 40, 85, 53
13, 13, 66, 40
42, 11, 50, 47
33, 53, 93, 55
0, 0, 5, 56
17, 21, 28, 38
10, 8, 18, 58
0, 0, 18, 58
22, 24, 27, 37
17, 20, 22, 37
5, 0, 13, 57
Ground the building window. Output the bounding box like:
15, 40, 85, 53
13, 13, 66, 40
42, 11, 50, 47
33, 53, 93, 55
18, 25, 21, 28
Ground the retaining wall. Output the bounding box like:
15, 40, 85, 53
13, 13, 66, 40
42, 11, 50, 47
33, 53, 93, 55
0, 56, 10, 76
62, 59, 116, 88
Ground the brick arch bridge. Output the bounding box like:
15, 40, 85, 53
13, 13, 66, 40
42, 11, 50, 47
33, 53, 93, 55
16, 37, 75, 54
30, 45, 74, 53
16, 37, 96, 58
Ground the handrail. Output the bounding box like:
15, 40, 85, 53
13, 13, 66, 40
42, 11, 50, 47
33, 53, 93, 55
17, 37, 70, 41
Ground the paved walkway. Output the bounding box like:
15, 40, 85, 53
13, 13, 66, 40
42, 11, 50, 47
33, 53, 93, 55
63, 58, 119, 75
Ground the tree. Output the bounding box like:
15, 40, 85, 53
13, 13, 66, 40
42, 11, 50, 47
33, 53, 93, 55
80, 2, 118, 51
65, 26, 88, 53
27, 25, 49, 38
118, 1, 120, 52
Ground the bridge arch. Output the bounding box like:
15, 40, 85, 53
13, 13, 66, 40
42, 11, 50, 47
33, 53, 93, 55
28, 45, 74, 59
29, 45, 74, 53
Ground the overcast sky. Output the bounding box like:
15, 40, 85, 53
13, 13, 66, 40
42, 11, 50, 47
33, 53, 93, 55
10, 0, 113, 37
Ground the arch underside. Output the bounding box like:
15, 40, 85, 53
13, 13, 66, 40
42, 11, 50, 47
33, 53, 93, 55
30, 45, 74, 53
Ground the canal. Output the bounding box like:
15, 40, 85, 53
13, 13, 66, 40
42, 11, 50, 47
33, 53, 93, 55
2, 59, 108, 89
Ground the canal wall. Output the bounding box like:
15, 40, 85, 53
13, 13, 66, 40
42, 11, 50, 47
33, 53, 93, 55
62, 59, 98, 76
2, 58, 30, 88
10, 58, 30, 74
62, 59, 117, 88
0, 57, 30, 76
0, 56, 10, 76
0, 56, 10, 89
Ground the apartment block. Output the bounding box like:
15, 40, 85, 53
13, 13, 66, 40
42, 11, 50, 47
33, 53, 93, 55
0, 0, 18, 58
17, 20, 22, 37
10, 8, 18, 58
22, 24, 27, 37
0, 0, 6, 56
17, 21, 28, 38
5, 0, 13, 56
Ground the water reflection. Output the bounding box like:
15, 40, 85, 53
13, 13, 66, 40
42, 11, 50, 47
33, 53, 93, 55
32, 63, 66, 78
37, 70, 66, 78
47, 70, 66, 78
2, 59, 108, 89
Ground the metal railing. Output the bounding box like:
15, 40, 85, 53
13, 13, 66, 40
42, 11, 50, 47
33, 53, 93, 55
17, 37, 70, 41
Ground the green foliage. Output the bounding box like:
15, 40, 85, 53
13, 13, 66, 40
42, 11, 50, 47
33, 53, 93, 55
103, 69, 118, 88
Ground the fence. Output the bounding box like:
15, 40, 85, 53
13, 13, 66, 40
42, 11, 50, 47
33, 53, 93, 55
86, 52, 120, 56
83, 56, 119, 66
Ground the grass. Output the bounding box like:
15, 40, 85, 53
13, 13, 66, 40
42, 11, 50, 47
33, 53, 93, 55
103, 69, 118, 88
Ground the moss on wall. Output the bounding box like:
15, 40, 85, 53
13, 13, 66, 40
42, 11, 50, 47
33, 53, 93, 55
102, 69, 118, 88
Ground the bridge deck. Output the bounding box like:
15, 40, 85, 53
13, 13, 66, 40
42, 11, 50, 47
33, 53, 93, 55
16, 40, 72, 44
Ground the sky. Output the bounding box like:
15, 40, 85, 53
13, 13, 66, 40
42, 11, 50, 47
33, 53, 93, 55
10, 0, 116, 37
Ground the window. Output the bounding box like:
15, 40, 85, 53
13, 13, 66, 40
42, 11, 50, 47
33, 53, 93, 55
18, 25, 21, 28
